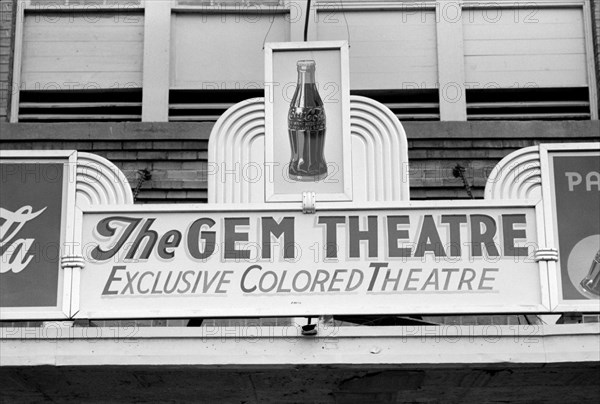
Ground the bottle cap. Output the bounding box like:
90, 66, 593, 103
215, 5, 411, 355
297, 60, 316, 71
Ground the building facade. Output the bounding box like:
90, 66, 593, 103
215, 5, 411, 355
1, 0, 599, 402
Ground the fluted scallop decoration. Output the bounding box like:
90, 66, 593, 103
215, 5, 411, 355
77, 152, 134, 207
484, 145, 542, 200
208, 96, 410, 204
208, 98, 266, 204
350, 96, 410, 202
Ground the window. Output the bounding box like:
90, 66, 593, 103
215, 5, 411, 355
15, 8, 144, 121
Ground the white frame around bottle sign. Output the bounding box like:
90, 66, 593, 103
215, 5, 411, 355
0, 150, 78, 320
264, 41, 353, 203
540, 142, 600, 312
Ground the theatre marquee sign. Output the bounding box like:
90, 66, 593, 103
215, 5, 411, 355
78, 205, 543, 318
1, 143, 599, 320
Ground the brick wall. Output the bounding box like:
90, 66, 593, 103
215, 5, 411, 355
0, 0, 14, 122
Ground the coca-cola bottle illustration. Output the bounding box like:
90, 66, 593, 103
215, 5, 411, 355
287, 60, 327, 181
579, 249, 600, 299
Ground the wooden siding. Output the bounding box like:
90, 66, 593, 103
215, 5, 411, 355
315, 10, 438, 90
1, 121, 598, 202
21, 12, 144, 90
170, 13, 289, 89
463, 8, 588, 88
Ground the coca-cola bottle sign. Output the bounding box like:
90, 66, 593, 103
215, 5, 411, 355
287, 60, 328, 182
265, 41, 352, 202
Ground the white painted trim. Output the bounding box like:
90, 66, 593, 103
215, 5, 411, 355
68, 206, 84, 319
462, 0, 585, 8
539, 145, 559, 311
171, 9, 289, 15
315, 1, 437, 11
9, 1, 26, 123
4, 323, 598, 339
141, 0, 172, 122
309, 0, 319, 41
265, 40, 348, 51
0, 150, 74, 159
22, 2, 145, 10
436, 1, 467, 121
60, 151, 79, 318
315, 0, 584, 11
171, 0, 291, 14
539, 142, 600, 151
1, 324, 598, 367
582, 0, 599, 119
534, 199, 552, 311
79, 198, 544, 214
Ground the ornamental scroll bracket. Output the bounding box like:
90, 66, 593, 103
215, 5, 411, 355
302, 192, 316, 214
61, 255, 86, 271
534, 248, 559, 262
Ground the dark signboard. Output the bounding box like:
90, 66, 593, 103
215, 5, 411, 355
551, 153, 600, 301
0, 163, 64, 307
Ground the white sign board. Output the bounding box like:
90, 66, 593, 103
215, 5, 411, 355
76, 202, 548, 318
